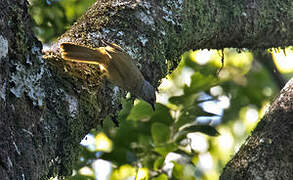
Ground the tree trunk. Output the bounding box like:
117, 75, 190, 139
221, 79, 293, 179
0, 0, 293, 179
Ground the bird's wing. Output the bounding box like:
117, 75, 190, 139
60, 42, 111, 65
101, 40, 125, 52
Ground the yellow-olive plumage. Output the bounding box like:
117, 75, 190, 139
60, 42, 156, 110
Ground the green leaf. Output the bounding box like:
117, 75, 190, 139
141, 155, 157, 169
194, 98, 215, 104
127, 101, 154, 121
174, 106, 210, 130
150, 103, 173, 125
153, 156, 165, 171
173, 149, 194, 157
169, 94, 186, 105
151, 123, 170, 144
152, 173, 168, 180
138, 135, 153, 149
113, 120, 137, 147
173, 131, 189, 144
175, 117, 194, 131
175, 105, 219, 130
184, 72, 216, 95
154, 143, 177, 156
191, 155, 199, 165
182, 125, 220, 136
172, 161, 184, 179
118, 98, 133, 120
169, 94, 197, 106
182, 105, 219, 117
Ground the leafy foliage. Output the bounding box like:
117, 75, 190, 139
29, 0, 96, 42
71, 49, 281, 180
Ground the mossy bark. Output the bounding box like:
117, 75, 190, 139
1, 0, 293, 179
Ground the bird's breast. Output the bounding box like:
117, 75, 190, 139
105, 51, 144, 95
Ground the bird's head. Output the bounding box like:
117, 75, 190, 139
140, 80, 156, 110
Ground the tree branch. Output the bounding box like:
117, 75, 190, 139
1, 0, 293, 179
221, 78, 293, 180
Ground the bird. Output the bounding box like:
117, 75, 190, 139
60, 41, 156, 110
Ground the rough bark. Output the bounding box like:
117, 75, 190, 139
0, 1, 48, 179
0, 0, 293, 179
220, 79, 293, 180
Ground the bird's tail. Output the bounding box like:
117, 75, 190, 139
60, 42, 109, 65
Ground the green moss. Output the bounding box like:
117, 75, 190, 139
9, 5, 30, 56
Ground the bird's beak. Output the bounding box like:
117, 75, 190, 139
151, 103, 155, 111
